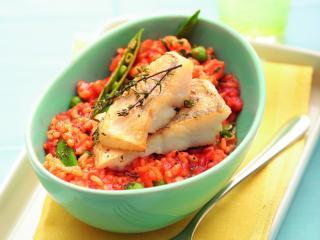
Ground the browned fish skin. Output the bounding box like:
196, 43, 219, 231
98, 51, 193, 152
95, 79, 231, 169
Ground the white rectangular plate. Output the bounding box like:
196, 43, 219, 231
0, 25, 319, 240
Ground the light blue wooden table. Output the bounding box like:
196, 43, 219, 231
1, 0, 319, 238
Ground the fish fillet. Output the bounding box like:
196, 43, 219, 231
95, 79, 231, 169
98, 51, 193, 152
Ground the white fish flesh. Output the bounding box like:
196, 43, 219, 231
95, 79, 231, 169
98, 51, 193, 152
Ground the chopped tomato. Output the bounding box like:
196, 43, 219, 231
163, 36, 191, 55
203, 59, 225, 80
77, 78, 108, 102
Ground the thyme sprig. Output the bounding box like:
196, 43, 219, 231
97, 64, 182, 113
117, 64, 181, 116
92, 127, 100, 144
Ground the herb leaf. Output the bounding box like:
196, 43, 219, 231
56, 139, 78, 166
126, 182, 144, 190
220, 129, 233, 138
153, 179, 166, 186
184, 99, 195, 108
220, 124, 234, 138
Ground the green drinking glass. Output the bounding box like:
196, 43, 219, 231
218, 0, 291, 42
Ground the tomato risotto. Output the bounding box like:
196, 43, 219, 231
43, 35, 243, 190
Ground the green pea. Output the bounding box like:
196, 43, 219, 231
128, 39, 137, 49
126, 182, 144, 190
111, 81, 119, 92
118, 65, 127, 78
69, 96, 82, 108
124, 53, 134, 65
191, 46, 208, 63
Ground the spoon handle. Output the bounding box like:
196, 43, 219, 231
171, 115, 310, 240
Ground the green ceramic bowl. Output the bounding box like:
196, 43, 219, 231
26, 14, 265, 233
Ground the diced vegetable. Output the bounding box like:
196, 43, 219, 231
56, 139, 78, 166
126, 182, 144, 190
220, 124, 234, 138
191, 46, 208, 63
69, 96, 82, 108
176, 10, 200, 38
92, 29, 144, 117
203, 59, 225, 80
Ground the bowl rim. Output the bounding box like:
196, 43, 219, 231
25, 13, 265, 196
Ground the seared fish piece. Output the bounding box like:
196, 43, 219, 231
98, 51, 193, 152
95, 79, 231, 169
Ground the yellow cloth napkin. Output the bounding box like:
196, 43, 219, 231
34, 61, 313, 240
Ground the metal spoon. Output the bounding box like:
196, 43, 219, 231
171, 115, 310, 240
